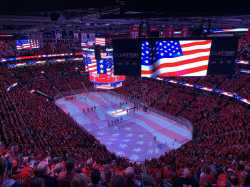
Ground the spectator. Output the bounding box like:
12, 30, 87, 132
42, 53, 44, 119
124, 167, 140, 187
88, 169, 103, 187
142, 173, 156, 187
71, 173, 87, 187
0, 157, 21, 187
109, 175, 126, 187
173, 168, 198, 187
32, 161, 57, 187
58, 159, 75, 187
245, 173, 250, 187
30, 177, 45, 187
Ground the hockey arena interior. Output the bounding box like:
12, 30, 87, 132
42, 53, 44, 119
0, 1, 250, 187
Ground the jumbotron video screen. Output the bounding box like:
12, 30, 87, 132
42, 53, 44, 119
113, 37, 238, 77
140, 40, 212, 77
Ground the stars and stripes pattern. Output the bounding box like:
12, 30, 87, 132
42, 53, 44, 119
87, 56, 97, 74
84, 57, 90, 72
56, 92, 192, 161
141, 40, 212, 77
82, 45, 125, 90
83, 52, 113, 77
106, 60, 113, 76
101, 50, 113, 59
16, 39, 40, 50
95, 37, 106, 46
83, 48, 96, 73
85, 57, 113, 75
97, 59, 112, 75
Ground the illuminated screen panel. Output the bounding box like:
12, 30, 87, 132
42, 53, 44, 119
82, 48, 96, 73
141, 39, 212, 78
88, 47, 125, 88
95, 37, 106, 46
113, 37, 237, 77
16, 39, 40, 50
113, 39, 141, 76
82, 43, 125, 89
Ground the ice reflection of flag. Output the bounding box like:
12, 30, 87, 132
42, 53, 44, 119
141, 40, 212, 77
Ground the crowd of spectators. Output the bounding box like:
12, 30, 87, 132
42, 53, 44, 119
116, 76, 250, 185
238, 35, 250, 60
168, 73, 250, 101
0, 63, 117, 163
0, 33, 249, 186
0, 60, 249, 186
0, 39, 17, 58
0, 38, 81, 59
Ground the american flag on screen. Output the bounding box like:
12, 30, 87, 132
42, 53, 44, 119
141, 40, 212, 77
86, 56, 97, 73
106, 59, 113, 76
84, 57, 90, 72
97, 59, 112, 75
95, 37, 106, 46
16, 39, 40, 50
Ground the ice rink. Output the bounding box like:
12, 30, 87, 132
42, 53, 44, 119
55, 91, 192, 162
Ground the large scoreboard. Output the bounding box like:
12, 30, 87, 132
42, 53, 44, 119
113, 37, 238, 77
81, 34, 125, 89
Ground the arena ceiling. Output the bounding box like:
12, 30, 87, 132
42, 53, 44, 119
1, 0, 250, 16
0, 0, 250, 34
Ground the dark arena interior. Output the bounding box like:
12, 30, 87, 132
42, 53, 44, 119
0, 0, 250, 186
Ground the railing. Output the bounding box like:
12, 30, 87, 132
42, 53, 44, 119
54, 89, 87, 100
54, 87, 100, 100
